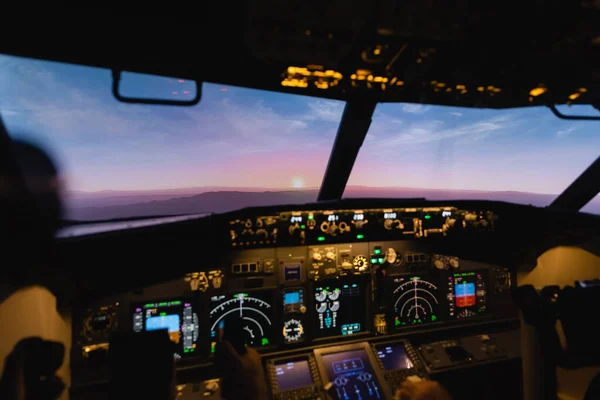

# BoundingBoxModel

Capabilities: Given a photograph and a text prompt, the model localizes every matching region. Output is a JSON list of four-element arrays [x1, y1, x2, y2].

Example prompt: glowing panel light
[[283, 66, 342, 89], [529, 87, 547, 97]]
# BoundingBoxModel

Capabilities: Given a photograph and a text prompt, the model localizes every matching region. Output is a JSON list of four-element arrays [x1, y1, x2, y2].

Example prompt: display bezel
[[372, 339, 423, 373], [208, 286, 279, 353], [267, 354, 320, 396], [311, 275, 372, 342], [313, 342, 392, 400], [129, 297, 201, 360], [449, 269, 488, 320], [387, 273, 444, 331]]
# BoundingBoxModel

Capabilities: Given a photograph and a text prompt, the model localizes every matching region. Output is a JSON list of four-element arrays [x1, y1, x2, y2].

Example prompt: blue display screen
[[321, 349, 383, 400], [146, 314, 180, 333], [455, 282, 475, 296], [284, 292, 300, 305]]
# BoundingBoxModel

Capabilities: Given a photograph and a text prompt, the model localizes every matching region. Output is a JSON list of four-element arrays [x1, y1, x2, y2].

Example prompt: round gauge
[[353, 256, 368, 272], [315, 290, 327, 302], [327, 288, 341, 301], [83, 307, 117, 341], [282, 319, 304, 343], [392, 276, 439, 327], [209, 293, 273, 347], [85, 311, 112, 334], [329, 301, 340, 312]]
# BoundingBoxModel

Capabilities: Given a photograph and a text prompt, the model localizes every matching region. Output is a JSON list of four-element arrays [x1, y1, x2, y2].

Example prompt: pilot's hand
[[395, 380, 451, 400], [216, 340, 269, 400]]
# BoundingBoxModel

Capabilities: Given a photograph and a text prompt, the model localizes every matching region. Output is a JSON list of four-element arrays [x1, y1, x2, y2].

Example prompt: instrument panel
[[70, 204, 515, 395], [230, 207, 496, 248], [73, 241, 514, 373]]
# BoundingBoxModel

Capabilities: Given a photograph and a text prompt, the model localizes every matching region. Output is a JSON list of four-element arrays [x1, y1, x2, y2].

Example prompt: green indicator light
[[144, 303, 155, 308], [158, 302, 167, 307], [262, 338, 269, 346], [184, 349, 189, 353], [424, 215, 431, 219], [378, 258, 384, 264], [374, 249, 381, 255], [432, 315, 437, 321], [190, 348, 194, 352], [170, 301, 181, 306], [371, 258, 377, 264], [356, 234, 365, 239], [317, 236, 325, 242], [160, 312, 166, 316], [395, 319, 400, 326], [300, 225, 306, 229], [308, 215, 314, 220]]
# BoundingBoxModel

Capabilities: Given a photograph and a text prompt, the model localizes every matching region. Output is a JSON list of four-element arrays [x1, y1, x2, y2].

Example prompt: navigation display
[[391, 275, 439, 327], [132, 299, 199, 359], [209, 290, 274, 352], [375, 343, 414, 371], [314, 277, 368, 338], [320, 349, 384, 400], [274, 360, 313, 391]]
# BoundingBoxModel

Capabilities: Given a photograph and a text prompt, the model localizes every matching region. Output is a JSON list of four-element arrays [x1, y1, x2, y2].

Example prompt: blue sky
[[1, 54, 599, 208]]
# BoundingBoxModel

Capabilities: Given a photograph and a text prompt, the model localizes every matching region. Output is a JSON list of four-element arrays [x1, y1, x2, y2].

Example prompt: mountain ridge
[[64, 186, 600, 221]]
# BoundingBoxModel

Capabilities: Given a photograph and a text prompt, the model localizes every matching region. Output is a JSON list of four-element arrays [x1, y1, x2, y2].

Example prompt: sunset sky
[[1, 55, 599, 208]]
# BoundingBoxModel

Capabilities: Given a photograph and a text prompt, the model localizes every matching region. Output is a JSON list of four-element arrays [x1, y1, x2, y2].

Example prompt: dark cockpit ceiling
[[2, 0, 599, 110]]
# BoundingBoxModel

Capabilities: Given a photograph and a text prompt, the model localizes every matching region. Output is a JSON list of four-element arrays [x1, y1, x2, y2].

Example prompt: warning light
[[317, 236, 325, 242], [424, 215, 431, 219], [356, 234, 365, 239]]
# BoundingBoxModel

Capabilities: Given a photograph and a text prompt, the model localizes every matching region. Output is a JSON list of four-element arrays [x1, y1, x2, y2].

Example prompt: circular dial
[[282, 319, 304, 343], [328, 288, 341, 301], [83, 307, 117, 341], [210, 293, 273, 347], [85, 311, 112, 335], [392, 276, 439, 327], [352, 255, 369, 272], [315, 290, 327, 302]]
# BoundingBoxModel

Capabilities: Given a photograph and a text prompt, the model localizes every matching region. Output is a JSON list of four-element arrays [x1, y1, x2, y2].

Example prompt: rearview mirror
[[112, 70, 201, 106]]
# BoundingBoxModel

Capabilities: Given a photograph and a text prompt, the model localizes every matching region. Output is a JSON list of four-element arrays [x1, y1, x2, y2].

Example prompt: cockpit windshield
[[0, 56, 343, 221], [1, 55, 598, 221], [345, 103, 600, 214]]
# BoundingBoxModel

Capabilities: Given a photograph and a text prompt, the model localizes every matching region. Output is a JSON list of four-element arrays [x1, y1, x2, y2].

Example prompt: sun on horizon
[[291, 177, 305, 189]]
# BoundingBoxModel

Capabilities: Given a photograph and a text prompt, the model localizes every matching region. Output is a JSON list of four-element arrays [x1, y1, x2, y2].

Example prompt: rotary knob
[[434, 259, 445, 270], [312, 251, 322, 261], [385, 248, 397, 264], [449, 258, 460, 269], [353, 256, 368, 272], [326, 251, 336, 261], [384, 219, 393, 230]]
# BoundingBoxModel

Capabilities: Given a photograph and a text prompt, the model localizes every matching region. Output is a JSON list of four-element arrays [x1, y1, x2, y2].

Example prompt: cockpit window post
[[318, 100, 377, 201]]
